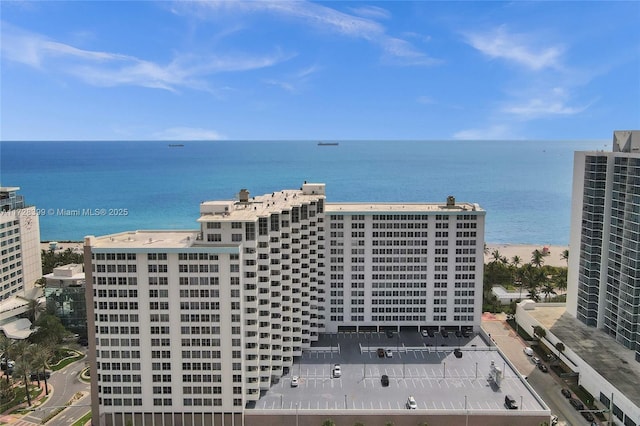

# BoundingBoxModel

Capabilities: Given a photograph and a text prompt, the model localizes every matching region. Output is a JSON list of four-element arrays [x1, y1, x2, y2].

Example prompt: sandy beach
[[484, 243, 569, 268]]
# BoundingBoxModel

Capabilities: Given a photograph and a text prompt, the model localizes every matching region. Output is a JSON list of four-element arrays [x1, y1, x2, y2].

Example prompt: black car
[[462, 329, 471, 338], [377, 348, 385, 358], [537, 363, 548, 372], [454, 349, 462, 358], [385, 329, 394, 338], [441, 329, 449, 338], [455, 330, 463, 338], [427, 329, 435, 338], [569, 398, 585, 411], [581, 411, 595, 422], [381, 374, 389, 387], [561, 388, 571, 398], [29, 371, 51, 381]]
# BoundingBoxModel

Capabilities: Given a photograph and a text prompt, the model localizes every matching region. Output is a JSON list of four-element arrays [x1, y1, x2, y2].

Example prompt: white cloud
[[416, 95, 435, 105], [182, 1, 439, 66], [153, 127, 225, 140], [348, 5, 391, 21], [502, 87, 591, 119], [1, 22, 290, 92], [453, 125, 514, 140], [464, 25, 563, 71]]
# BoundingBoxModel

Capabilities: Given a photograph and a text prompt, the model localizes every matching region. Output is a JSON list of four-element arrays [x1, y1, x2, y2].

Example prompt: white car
[[332, 364, 341, 378], [385, 349, 393, 358], [406, 396, 417, 409], [523, 347, 534, 356], [421, 329, 429, 337], [291, 376, 299, 387], [532, 356, 541, 365]]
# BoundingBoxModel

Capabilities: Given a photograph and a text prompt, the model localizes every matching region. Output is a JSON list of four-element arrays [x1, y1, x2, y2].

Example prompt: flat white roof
[[325, 202, 484, 213], [87, 230, 200, 249]]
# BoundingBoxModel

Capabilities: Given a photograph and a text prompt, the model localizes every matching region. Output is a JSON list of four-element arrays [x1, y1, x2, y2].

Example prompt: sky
[[1, 1, 639, 141]]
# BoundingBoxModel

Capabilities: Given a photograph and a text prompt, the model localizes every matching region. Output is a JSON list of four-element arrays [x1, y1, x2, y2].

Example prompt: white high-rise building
[[0, 186, 43, 338], [567, 130, 640, 362], [85, 183, 485, 426]]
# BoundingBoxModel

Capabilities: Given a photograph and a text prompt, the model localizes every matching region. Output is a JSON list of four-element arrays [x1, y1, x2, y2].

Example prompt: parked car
[[385, 349, 393, 358], [441, 329, 449, 338], [290, 376, 299, 387], [569, 398, 585, 411], [385, 329, 394, 338], [537, 363, 548, 372], [532, 356, 541, 365], [561, 388, 572, 398], [582, 411, 595, 422], [462, 329, 471, 338], [523, 347, 534, 356], [406, 396, 417, 409], [421, 329, 429, 337], [427, 329, 435, 338], [377, 348, 385, 358], [454, 348, 463, 358], [332, 364, 341, 378], [29, 371, 51, 381], [381, 374, 389, 387], [455, 330, 463, 338], [551, 415, 558, 425]]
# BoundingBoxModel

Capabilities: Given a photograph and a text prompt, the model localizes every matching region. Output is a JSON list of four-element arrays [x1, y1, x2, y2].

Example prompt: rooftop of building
[[198, 184, 326, 222], [526, 304, 640, 407], [86, 230, 200, 249], [325, 199, 484, 214], [250, 331, 547, 415]]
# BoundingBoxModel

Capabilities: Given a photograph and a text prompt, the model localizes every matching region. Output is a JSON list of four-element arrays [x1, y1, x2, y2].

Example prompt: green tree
[[0, 334, 15, 384], [12, 358, 33, 407], [322, 420, 336, 426], [0, 377, 15, 403], [532, 326, 546, 340], [26, 298, 46, 323], [526, 286, 541, 302], [511, 255, 522, 268], [30, 343, 52, 395], [490, 249, 503, 264], [560, 249, 569, 265], [541, 283, 557, 302], [29, 314, 67, 345], [531, 249, 545, 268]]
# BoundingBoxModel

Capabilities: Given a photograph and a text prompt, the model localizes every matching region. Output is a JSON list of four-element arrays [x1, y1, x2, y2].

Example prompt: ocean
[[1, 140, 607, 244]]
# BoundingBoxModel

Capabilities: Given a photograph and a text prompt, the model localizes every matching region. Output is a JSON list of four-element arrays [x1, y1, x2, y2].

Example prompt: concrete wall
[[245, 410, 551, 426]]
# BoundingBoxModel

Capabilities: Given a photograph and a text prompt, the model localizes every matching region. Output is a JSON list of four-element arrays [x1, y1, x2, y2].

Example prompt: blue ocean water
[[1, 140, 607, 244]]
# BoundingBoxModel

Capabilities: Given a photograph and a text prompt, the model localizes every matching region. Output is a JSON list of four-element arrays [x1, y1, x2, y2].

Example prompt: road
[[21, 349, 91, 426], [482, 314, 598, 426]]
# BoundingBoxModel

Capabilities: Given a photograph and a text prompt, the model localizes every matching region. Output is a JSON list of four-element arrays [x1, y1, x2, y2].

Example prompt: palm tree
[[0, 334, 15, 383], [560, 249, 569, 265], [541, 283, 557, 302], [511, 255, 522, 268], [30, 344, 52, 395], [490, 249, 502, 264], [26, 298, 46, 323], [526, 286, 541, 302], [531, 249, 545, 268], [532, 326, 546, 340], [12, 358, 33, 407]]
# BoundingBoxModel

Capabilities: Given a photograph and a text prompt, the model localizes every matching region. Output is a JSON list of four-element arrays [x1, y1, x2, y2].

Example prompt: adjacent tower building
[[0, 186, 42, 338], [85, 183, 485, 426], [567, 130, 640, 362]]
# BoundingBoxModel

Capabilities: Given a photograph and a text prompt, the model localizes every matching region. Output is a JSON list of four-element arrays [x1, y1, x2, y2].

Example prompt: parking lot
[[253, 331, 547, 414]]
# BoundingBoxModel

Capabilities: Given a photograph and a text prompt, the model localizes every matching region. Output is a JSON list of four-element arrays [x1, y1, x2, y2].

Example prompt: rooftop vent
[[239, 189, 250, 203], [446, 196, 455, 207]]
